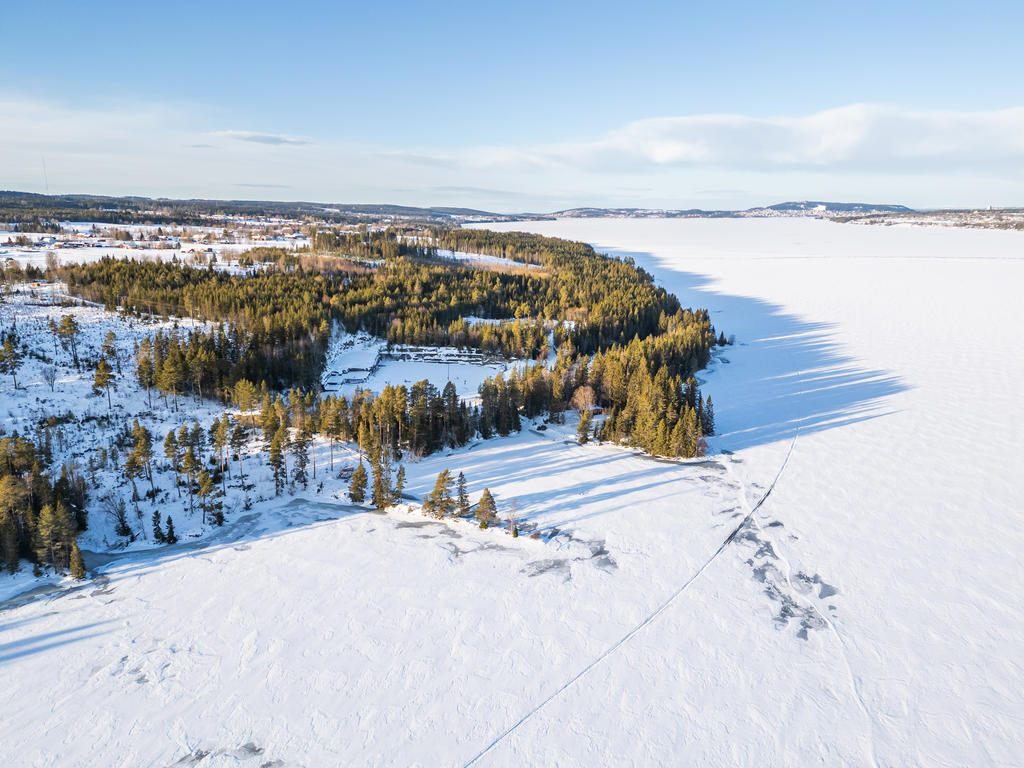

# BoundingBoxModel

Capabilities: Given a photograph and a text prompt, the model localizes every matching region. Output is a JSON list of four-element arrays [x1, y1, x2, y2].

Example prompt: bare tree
[[570, 385, 596, 414], [42, 365, 58, 392]]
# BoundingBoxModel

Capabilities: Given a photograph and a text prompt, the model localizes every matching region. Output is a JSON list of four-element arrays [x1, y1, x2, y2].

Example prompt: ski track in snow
[[463, 434, 799, 767]]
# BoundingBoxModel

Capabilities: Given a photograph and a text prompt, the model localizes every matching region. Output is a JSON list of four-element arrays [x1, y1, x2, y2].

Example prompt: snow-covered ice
[[1, 218, 1022, 766]]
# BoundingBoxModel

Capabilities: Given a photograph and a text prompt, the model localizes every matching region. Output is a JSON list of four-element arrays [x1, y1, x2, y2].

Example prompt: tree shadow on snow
[[605, 247, 909, 452]]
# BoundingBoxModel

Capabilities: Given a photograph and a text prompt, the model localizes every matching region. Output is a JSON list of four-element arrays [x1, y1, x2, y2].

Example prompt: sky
[[3, 0, 1024, 212]]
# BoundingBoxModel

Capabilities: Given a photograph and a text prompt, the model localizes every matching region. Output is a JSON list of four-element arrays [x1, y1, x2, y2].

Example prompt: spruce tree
[[269, 430, 286, 496], [35, 502, 74, 570], [370, 448, 392, 511], [69, 542, 86, 580], [393, 465, 406, 504], [229, 421, 248, 482], [577, 408, 592, 444], [152, 510, 165, 543], [164, 515, 178, 544], [702, 396, 715, 436], [476, 487, 497, 528], [292, 430, 310, 490], [425, 469, 455, 518], [349, 461, 367, 503], [457, 472, 470, 516]]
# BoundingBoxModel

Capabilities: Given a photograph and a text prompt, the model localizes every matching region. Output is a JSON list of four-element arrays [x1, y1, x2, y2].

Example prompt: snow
[[2, 218, 1022, 766], [321, 329, 529, 400], [0, 229, 304, 272], [435, 248, 542, 270]]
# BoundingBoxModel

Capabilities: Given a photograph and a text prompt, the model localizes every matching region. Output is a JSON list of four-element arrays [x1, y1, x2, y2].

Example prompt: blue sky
[[3, 0, 1024, 210]]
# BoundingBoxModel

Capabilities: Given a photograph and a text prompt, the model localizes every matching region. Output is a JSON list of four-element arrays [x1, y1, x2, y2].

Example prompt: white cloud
[[2, 96, 1024, 210], [439, 104, 1024, 174], [213, 130, 311, 146]]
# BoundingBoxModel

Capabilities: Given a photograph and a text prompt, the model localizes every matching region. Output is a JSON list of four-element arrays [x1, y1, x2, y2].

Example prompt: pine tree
[[476, 487, 497, 528], [93, 359, 114, 412], [136, 338, 155, 407], [269, 429, 286, 496], [35, 502, 74, 571], [197, 469, 215, 524], [349, 461, 367, 503], [229, 421, 248, 482], [260, 394, 278, 445], [181, 447, 198, 515], [653, 419, 670, 457], [69, 542, 86, 580], [57, 314, 81, 368], [164, 430, 181, 498], [456, 472, 470, 516], [212, 415, 229, 485], [577, 408, 592, 444], [123, 451, 143, 518], [164, 515, 178, 544], [425, 469, 455, 518], [669, 418, 687, 457], [102, 329, 120, 373], [393, 465, 406, 504], [370, 448, 392, 511], [130, 420, 155, 495], [292, 429, 310, 490], [682, 406, 700, 457], [0, 335, 23, 390]]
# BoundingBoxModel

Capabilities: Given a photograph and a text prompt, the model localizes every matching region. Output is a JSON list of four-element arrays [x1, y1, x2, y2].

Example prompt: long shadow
[[601, 247, 909, 451], [0, 498, 371, 613], [0, 619, 115, 663], [79, 499, 370, 584]]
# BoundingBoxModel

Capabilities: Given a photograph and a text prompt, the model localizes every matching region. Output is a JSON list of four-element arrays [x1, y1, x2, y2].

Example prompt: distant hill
[[548, 201, 913, 219], [0, 190, 914, 226], [762, 201, 913, 214]]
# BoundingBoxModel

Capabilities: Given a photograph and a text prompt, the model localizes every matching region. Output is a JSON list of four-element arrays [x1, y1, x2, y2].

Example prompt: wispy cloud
[[2, 96, 1023, 209], [214, 130, 311, 146], [233, 183, 294, 189], [429, 104, 1024, 174]]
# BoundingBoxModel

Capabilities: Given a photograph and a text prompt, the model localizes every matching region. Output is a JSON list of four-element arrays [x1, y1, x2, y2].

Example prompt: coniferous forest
[[52, 227, 720, 459]]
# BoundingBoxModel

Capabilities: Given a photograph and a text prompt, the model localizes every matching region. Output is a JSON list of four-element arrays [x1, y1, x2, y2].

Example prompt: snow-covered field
[[0, 227, 305, 271], [321, 329, 530, 401], [1, 218, 1022, 766]]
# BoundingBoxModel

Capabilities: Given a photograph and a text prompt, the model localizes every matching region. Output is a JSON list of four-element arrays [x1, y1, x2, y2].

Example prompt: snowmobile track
[[461, 435, 799, 767]]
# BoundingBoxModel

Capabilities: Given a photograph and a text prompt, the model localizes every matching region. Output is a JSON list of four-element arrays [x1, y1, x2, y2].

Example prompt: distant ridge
[[550, 201, 913, 219], [0, 190, 911, 224], [764, 201, 912, 213]]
